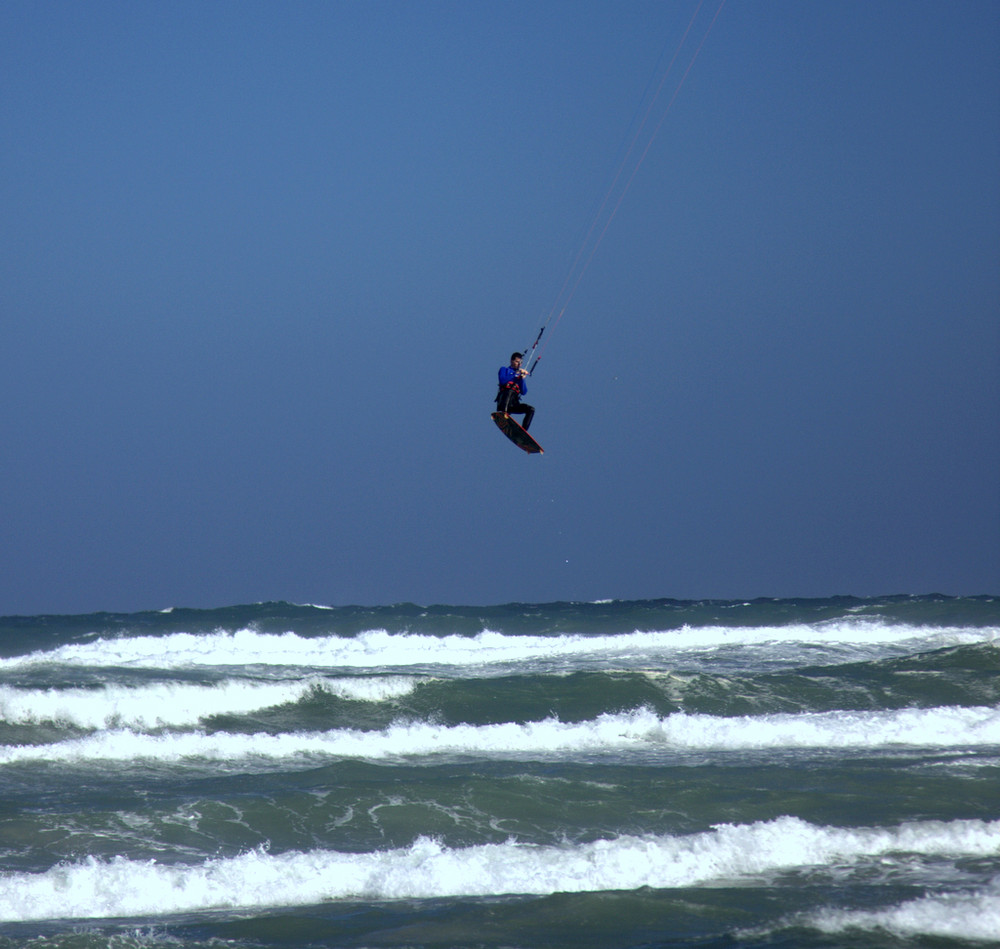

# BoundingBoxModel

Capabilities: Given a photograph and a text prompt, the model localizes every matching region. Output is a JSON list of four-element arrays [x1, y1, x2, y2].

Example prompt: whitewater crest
[[0, 817, 997, 922], [1, 704, 998, 769], [0, 676, 420, 729], [3, 620, 997, 673]]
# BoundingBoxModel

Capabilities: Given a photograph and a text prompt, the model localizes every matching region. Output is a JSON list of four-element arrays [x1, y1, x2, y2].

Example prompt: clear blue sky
[[2, 0, 997, 615]]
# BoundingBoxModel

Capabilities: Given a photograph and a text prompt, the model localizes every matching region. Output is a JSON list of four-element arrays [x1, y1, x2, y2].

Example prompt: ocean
[[0, 595, 997, 948]]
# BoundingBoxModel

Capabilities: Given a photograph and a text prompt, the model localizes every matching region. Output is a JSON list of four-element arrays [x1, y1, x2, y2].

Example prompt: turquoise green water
[[0, 595, 997, 947]]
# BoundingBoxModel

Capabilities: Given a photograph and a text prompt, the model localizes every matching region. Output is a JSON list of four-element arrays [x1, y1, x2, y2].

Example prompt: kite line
[[524, 0, 725, 375]]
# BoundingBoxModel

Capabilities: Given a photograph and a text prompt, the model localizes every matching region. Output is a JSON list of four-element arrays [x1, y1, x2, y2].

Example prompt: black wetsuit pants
[[497, 387, 535, 431]]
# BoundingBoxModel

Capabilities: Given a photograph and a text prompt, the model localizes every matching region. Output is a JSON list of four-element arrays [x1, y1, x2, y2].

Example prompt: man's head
[[510, 352, 523, 367]]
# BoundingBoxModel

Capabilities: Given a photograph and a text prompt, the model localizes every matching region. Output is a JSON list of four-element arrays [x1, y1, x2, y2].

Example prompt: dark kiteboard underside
[[491, 412, 543, 454]]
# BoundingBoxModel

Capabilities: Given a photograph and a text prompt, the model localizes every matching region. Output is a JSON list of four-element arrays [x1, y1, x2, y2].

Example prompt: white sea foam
[[807, 886, 1000, 942], [2, 704, 997, 768], [2, 623, 997, 672], [0, 677, 419, 729], [0, 816, 996, 922]]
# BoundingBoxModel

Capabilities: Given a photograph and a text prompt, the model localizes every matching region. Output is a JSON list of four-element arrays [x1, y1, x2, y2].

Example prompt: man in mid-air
[[495, 352, 535, 431]]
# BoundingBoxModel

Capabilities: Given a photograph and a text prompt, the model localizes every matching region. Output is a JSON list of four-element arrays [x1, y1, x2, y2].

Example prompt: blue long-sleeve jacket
[[498, 366, 527, 396]]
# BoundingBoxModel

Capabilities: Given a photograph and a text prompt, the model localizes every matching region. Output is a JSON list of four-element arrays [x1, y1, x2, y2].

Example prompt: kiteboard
[[491, 412, 543, 454]]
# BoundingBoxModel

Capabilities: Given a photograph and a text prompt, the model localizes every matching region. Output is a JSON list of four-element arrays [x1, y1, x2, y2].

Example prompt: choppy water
[[0, 595, 997, 947]]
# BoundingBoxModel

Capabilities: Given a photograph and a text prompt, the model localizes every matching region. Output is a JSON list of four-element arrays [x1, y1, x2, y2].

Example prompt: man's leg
[[511, 402, 534, 431]]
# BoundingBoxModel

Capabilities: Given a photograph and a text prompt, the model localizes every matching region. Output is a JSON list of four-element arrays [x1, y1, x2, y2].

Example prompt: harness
[[496, 380, 521, 412]]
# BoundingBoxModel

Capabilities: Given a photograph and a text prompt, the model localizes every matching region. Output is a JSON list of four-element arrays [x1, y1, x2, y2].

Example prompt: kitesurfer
[[496, 352, 535, 431]]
